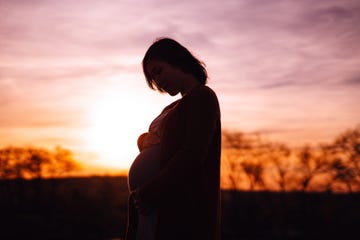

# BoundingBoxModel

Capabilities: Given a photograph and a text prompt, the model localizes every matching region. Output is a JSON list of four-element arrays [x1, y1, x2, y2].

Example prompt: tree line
[[0, 146, 80, 179], [221, 124, 360, 193], [1, 124, 359, 193]]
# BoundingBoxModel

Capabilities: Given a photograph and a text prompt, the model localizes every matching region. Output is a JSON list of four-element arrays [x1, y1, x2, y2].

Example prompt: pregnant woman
[[126, 38, 221, 240]]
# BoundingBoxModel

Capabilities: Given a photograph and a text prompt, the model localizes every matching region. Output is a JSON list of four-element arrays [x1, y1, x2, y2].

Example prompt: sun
[[86, 89, 154, 170]]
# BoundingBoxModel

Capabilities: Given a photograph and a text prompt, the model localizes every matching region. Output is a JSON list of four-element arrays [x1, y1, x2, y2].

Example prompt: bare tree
[[222, 131, 250, 190], [0, 147, 28, 179], [267, 143, 292, 192], [241, 161, 265, 191], [25, 148, 52, 179], [295, 144, 333, 192], [222, 130, 267, 190], [326, 125, 360, 192], [47, 146, 80, 177]]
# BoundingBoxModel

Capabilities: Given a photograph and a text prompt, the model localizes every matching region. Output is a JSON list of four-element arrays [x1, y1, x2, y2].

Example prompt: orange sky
[[1, 0, 360, 172]]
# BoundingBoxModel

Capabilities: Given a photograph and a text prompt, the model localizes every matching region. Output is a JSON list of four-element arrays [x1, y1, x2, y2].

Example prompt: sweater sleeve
[[137, 86, 220, 207]]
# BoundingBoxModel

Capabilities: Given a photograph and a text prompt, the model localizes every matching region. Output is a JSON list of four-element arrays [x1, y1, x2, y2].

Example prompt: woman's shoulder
[[163, 98, 181, 111], [188, 84, 219, 102], [180, 85, 220, 115]]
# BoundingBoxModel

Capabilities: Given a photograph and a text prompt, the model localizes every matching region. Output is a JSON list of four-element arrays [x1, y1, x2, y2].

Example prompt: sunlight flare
[[87, 89, 154, 169]]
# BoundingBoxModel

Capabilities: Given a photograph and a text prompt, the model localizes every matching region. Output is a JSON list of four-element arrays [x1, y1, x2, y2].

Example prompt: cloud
[[343, 75, 360, 86], [257, 80, 296, 90], [307, 4, 357, 24]]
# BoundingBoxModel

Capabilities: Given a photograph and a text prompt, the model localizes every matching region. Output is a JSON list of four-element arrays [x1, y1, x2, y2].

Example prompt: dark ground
[[0, 176, 359, 239]]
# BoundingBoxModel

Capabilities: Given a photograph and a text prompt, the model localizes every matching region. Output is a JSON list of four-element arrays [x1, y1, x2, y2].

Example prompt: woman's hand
[[137, 133, 148, 151], [131, 189, 153, 215]]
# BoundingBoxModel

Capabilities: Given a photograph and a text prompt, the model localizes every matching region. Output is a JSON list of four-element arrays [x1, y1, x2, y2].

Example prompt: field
[[0, 176, 359, 239]]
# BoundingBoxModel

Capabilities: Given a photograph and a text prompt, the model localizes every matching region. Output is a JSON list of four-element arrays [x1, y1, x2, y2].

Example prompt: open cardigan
[[126, 85, 221, 240]]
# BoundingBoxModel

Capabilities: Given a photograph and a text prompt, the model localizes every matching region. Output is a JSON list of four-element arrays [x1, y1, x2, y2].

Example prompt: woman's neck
[[181, 74, 201, 96]]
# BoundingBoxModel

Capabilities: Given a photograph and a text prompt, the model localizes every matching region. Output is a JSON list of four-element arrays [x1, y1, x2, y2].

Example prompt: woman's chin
[[168, 90, 179, 96]]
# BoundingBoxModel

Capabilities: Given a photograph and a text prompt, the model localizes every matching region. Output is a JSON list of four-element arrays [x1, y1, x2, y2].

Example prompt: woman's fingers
[[131, 189, 153, 215]]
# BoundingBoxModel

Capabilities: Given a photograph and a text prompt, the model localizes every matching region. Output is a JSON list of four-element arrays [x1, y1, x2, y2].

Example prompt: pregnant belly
[[128, 145, 161, 191]]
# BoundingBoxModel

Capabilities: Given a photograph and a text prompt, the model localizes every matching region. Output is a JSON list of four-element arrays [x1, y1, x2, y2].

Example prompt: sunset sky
[[1, 0, 359, 171]]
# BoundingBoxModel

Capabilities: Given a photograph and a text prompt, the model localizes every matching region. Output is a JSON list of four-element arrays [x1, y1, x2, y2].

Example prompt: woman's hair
[[142, 37, 208, 90]]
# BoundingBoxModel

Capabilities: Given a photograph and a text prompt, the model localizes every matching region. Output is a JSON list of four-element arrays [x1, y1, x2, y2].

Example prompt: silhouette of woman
[[126, 38, 221, 240]]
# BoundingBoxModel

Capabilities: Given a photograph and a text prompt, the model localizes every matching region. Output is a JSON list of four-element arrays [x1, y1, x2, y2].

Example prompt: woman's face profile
[[146, 60, 184, 96]]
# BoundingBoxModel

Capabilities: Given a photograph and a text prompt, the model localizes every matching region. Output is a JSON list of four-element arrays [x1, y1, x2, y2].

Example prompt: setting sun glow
[[87, 89, 153, 170]]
